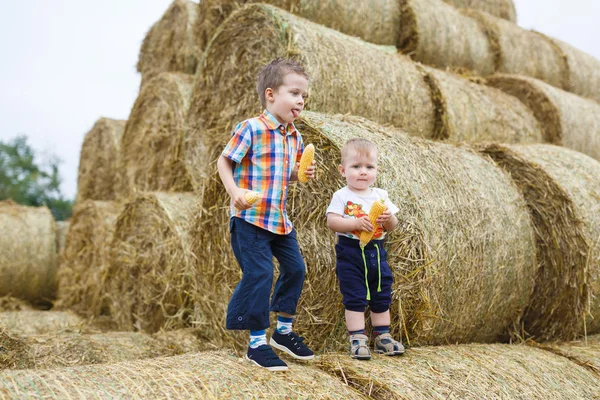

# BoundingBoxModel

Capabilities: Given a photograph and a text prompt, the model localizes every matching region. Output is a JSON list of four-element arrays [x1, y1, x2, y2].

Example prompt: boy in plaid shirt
[[216, 58, 316, 371]]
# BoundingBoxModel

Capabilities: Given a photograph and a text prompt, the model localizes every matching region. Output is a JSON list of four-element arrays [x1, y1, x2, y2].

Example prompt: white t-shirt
[[326, 186, 399, 240]]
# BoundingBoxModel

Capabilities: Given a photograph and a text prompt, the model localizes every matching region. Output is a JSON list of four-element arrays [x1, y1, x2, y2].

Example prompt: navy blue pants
[[335, 235, 393, 313], [226, 217, 306, 331]]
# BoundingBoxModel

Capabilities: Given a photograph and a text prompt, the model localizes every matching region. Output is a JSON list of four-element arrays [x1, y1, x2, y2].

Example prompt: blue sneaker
[[270, 331, 315, 360], [246, 345, 288, 371]]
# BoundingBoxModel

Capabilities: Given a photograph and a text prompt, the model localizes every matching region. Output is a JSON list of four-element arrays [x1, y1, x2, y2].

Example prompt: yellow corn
[[359, 199, 387, 248], [298, 144, 315, 183], [245, 191, 260, 205]]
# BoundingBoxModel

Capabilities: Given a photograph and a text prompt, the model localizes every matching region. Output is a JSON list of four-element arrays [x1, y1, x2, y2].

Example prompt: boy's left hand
[[375, 208, 392, 226], [296, 160, 317, 180]]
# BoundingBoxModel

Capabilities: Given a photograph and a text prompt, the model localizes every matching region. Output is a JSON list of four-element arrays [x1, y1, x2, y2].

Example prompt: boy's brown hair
[[256, 58, 309, 108], [340, 138, 378, 165]]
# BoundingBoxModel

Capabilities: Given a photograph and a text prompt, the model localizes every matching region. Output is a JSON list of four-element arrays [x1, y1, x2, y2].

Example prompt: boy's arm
[[216, 155, 252, 210], [327, 213, 373, 233]]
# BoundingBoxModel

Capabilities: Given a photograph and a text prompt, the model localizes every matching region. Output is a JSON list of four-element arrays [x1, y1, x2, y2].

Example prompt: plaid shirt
[[222, 110, 304, 235]]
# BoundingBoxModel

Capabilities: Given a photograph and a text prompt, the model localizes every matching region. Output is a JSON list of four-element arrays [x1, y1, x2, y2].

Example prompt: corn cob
[[359, 199, 387, 248], [298, 144, 315, 183], [244, 191, 260, 205]]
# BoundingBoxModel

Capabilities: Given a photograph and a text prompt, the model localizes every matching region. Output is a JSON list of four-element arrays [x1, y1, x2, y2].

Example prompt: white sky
[[1, 0, 599, 201]]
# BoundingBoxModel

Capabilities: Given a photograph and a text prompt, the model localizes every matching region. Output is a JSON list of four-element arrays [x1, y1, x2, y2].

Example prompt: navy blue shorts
[[335, 235, 393, 313]]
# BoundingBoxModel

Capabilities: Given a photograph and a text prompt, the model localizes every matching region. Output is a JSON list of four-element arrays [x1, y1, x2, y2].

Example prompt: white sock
[[277, 316, 293, 335], [249, 330, 267, 348]]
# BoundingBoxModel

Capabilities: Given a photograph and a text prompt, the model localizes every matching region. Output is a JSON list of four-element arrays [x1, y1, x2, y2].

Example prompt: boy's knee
[[344, 301, 367, 313]]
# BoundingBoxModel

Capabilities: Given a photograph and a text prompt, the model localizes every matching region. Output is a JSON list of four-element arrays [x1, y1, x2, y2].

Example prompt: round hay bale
[[0, 351, 363, 399], [106, 192, 200, 333], [540, 35, 600, 103], [196, 0, 401, 51], [76, 118, 125, 202], [318, 344, 600, 399], [487, 74, 600, 161], [0, 201, 57, 305], [464, 10, 568, 90], [480, 143, 600, 339], [189, 3, 435, 184], [137, 0, 199, 87], [443, 0, 517, 21], [118, 72, 194, 198], [0, 310, 85, 336], [0, 329, 204, 370], [56, 200, 122, 319], [399, 0, 495, 76], [540, 335, 600, 374], [419, 66, 543, 143], [0, 296, 31, 312], [55, 220, 69, 255], [193, 111, 537, 349]]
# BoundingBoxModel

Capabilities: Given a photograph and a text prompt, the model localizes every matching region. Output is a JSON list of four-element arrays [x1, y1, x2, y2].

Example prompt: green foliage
[[0, 135, 73, 220]]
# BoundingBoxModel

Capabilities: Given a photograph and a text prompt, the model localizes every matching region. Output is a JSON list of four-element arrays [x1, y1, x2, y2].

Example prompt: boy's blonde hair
[[340, 138, 377, 165], [256, 58, 309, 108]]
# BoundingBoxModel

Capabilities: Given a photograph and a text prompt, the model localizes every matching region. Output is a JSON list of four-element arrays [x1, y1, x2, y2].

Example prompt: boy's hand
[[295, 160, 317, 181], [355, 216, 374, 232], [232, 188, 252, 210], [376, 209, 392, 225]]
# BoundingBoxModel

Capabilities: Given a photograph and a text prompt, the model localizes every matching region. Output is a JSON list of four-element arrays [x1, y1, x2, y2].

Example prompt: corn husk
[[480, 143, 600, 339], [118, 72, 194, 198], [487, 74, 600, 161], [0, 201, 57, 305]]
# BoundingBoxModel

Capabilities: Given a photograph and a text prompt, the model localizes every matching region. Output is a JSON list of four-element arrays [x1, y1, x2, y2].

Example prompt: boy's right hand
[[355, 216, 374, 232], [232, 188, 252, 210]]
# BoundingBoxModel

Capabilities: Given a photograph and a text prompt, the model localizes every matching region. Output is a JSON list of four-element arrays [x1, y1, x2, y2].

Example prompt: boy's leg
[[269, 228, 314, 360], [226, 218, 275, 331]]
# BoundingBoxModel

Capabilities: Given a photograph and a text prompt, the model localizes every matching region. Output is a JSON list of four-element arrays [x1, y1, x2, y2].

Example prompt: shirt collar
[[261, 110, 297, 135]]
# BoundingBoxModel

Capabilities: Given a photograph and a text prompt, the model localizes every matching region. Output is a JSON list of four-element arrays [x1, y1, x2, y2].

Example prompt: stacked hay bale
[[1, 329, 203, 370], [56, 200, 122, 320], [118, 72, 194, 198], [189, 4, 435, 184], [480, 144, 600, 339], [0, 351, 364, 399], [137, 0, 199, 87], [196, 0, 401, 50], [0, 201, 57, 306], [76, 118, 125, 202], [105, 192, 199, 333], [544, 36, 600, 103], [318, 344, 600, 398], [487, 74, 600, 161], [399, 0, 496, 76], [418, 66, 542, 142], [193, 111, 537, 349], [464, 10, 568, 90], [443, 0, 517, 22], [0, 310, 85, 336]]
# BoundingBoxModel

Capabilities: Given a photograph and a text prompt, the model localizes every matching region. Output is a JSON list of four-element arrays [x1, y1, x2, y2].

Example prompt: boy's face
[[265, 72, 308, 126], [339, 148, 378, 192]]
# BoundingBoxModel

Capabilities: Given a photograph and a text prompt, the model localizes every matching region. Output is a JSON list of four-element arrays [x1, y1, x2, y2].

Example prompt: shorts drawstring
[[361, 244, 383, 301]]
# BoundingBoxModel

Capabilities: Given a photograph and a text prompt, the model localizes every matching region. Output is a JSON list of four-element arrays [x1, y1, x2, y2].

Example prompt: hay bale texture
[[543, 35, 600, 103], [464, 10, 568, 90], [0, 329, 204, 370], [56, 200, 122, 320], [137, 0, 199, 87], [189, 4, 434, 185], [0, 311, 84, 336], [0, 351, 364, 399], [420, 66, 542, 143], [399, 0, 495, 76], [55, 220, 69, 254], [487, 74, 600, 161], [193, 111, 536, 349], [118, 72, 194, 198], [196, 0, 401, 51], [318, 344, 600, 399], [106, 192, 200, 333], [443, 0, 517, 21], [0, 296, 31, 312], [481, 144, 600, 339], [76, 118, 125, 202], [0, 201, 57, 305], [541, 335, 600, 374]]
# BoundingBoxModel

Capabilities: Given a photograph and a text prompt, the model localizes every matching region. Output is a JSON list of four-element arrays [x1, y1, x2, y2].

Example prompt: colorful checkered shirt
[[222, 110, 304, 235]]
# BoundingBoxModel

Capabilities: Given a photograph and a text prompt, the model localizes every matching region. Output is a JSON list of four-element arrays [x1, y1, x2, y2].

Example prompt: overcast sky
[[1, 0, 599, 201]]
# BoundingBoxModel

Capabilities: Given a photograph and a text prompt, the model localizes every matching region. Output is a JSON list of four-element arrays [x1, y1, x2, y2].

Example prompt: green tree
[[0, 135, 73, 220]]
